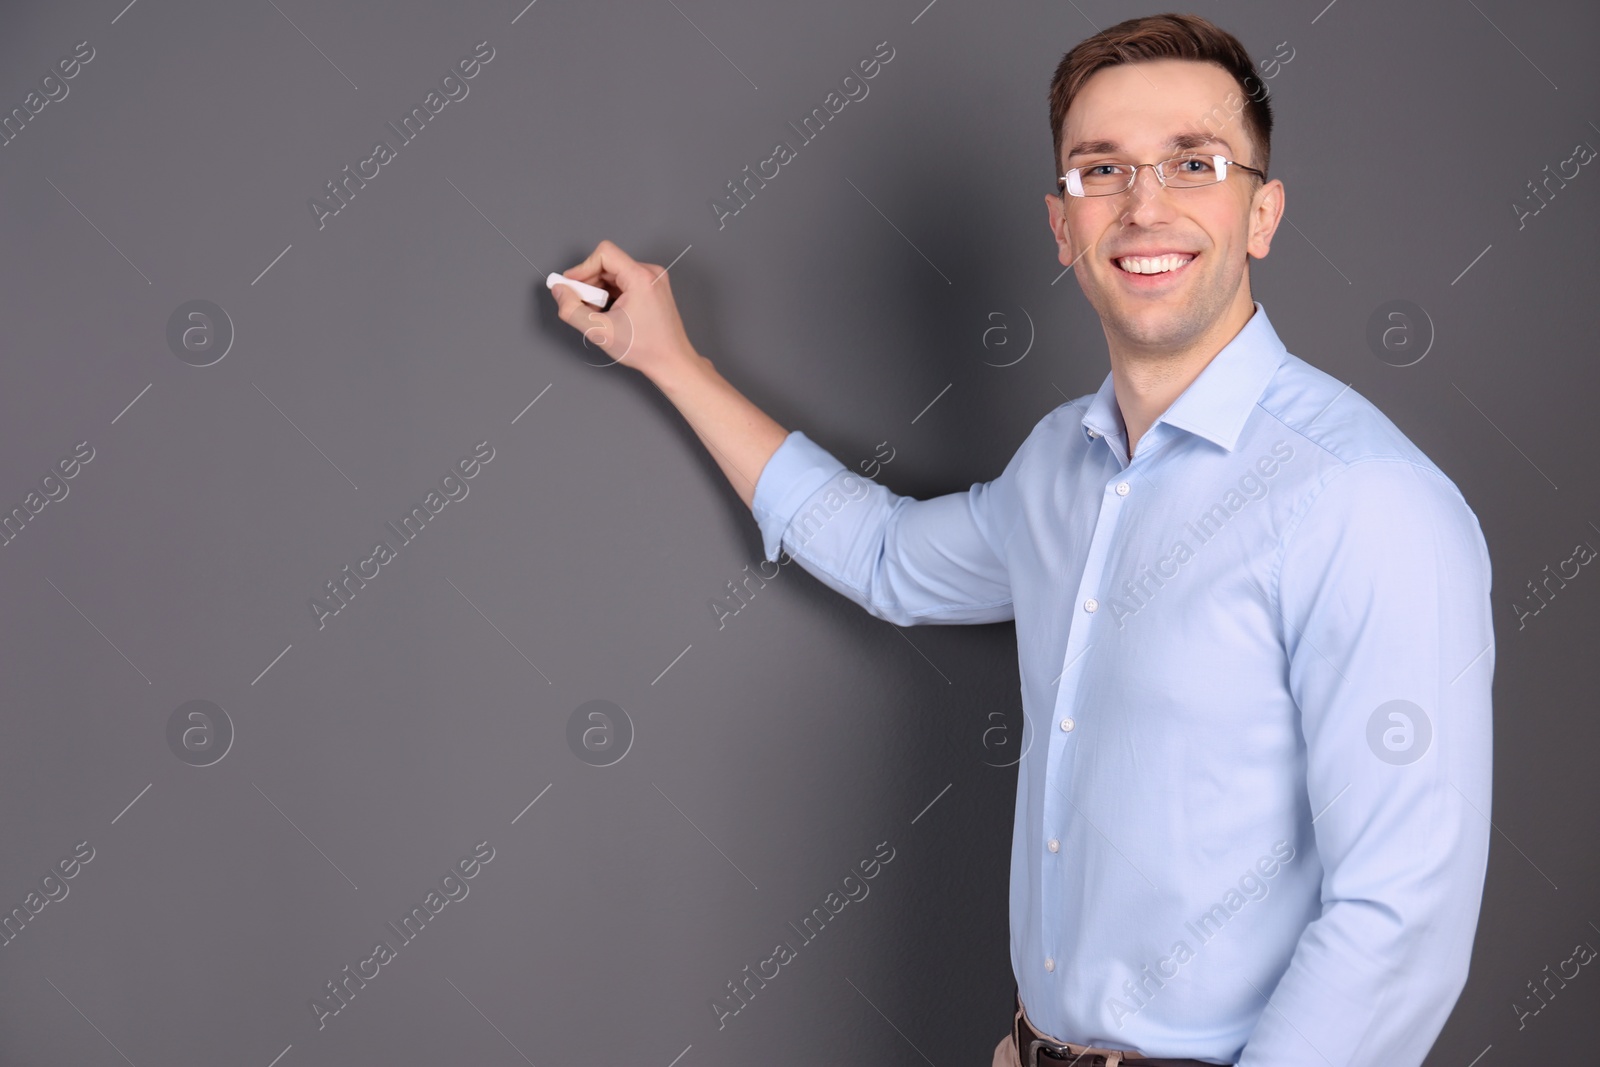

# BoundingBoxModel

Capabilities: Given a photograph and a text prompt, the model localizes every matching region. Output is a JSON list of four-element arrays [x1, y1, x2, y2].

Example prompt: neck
[[1106, 290, 1257, 458]]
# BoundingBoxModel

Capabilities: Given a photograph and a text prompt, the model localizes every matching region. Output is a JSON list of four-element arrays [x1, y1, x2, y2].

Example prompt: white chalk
[[546, 272, 610, 309]]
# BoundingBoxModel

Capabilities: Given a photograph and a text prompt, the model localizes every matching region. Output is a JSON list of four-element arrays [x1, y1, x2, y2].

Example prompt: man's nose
[[1120, 165, 1175, 224]]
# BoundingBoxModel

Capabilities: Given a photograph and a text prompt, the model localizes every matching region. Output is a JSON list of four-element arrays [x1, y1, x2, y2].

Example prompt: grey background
[[0, 0, 1595, 1064]]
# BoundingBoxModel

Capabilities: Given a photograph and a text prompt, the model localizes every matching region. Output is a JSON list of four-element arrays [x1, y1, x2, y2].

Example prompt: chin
[[1111, 305, 1204, 350]]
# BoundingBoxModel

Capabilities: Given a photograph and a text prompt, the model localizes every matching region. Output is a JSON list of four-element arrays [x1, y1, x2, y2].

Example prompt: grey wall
[[0, 0, 1595, 1063]]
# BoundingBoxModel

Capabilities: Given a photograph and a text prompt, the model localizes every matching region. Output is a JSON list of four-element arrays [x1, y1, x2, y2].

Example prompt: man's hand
[[549, 239, 699, 387], [543, 238, 790, 510]]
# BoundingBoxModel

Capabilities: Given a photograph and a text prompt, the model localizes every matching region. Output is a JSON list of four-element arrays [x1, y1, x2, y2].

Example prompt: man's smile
[[1111, 249, 1199, 289]]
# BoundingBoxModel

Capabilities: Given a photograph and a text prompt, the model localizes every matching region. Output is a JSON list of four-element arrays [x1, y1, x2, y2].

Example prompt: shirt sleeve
[[747, 430, 1019, 626], [1237, 459, 1495, 1067]]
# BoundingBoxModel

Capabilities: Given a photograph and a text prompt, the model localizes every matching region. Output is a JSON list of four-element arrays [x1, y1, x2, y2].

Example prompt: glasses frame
[[1057, 153, 1266, 198]]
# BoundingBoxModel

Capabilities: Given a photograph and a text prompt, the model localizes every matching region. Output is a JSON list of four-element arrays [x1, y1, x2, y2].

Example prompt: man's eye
[[1087, 165, 1122, 176]]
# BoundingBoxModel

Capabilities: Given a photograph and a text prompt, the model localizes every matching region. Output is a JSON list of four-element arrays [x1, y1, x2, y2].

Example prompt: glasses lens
[[1078, 164, 1133, 196], [1161, 155, 1222, 187]]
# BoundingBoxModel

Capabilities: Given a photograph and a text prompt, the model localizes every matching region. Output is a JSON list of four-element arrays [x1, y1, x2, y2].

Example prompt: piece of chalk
[[546, 272, 610, 309]]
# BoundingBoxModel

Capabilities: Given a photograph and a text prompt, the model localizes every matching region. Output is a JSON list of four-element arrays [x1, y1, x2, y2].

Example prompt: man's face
[[1046, 58, 1284, 356]]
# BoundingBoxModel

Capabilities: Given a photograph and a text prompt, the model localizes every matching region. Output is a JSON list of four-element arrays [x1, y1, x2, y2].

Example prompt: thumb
[[549, 278, 585, 324]]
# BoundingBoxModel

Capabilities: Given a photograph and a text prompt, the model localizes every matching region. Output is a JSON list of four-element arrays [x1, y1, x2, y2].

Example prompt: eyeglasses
[[1058, 154, 1266, 197]]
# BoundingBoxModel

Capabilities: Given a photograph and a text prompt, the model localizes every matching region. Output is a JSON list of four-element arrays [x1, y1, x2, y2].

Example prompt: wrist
[[650, 347, 714, 397]]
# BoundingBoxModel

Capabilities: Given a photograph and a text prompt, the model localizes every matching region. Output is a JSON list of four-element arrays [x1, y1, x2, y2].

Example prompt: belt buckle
[[1025, 1036, 1123, 1067]]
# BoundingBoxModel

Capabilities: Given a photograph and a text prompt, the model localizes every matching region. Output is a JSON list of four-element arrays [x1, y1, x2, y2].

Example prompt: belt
[[1013, 989, 1226, 1067]]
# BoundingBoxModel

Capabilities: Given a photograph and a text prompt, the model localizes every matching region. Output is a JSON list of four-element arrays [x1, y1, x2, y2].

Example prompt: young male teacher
[[549, 13, 1494, 1067]]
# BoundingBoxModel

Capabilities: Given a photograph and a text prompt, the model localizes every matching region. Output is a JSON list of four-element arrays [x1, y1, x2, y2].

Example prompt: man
[[549, 13, 1494, 1066]]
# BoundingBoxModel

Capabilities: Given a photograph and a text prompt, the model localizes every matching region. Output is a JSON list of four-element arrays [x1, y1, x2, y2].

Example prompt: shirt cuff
[[750, 430, 848, 563]]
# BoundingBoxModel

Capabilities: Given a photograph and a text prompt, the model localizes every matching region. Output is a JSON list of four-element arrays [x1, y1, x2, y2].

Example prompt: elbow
[[861, 599, 924, 627]]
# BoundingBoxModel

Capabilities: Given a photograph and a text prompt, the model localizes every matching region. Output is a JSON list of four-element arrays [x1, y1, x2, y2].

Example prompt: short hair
[[1048, 13, 1274, 186]]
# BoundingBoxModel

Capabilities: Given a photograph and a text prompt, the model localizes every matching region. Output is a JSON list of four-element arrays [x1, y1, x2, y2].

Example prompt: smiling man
[[549, 13, 1494, 1067]]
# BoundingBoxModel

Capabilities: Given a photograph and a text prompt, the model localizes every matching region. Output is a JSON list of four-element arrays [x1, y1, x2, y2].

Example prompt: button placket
[[1040, 466, 1133, 970]]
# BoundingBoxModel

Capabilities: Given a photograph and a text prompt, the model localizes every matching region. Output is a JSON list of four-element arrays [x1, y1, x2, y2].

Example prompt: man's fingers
[[550, 281, 603, 326], [551, 285, 616, 342], [563, 239, 639, 289], [549, 242, 652, 353]]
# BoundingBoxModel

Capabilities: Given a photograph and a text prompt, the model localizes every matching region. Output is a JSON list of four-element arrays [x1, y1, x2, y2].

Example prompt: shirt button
[[1083, 598, 1098, 613], [1048, 838, 1060, 852], [1115, 481, 1130, 496], [1087, 429, 1098, 439], [1060, 717, 1075, 732], [1044, 957, 1056, 973]]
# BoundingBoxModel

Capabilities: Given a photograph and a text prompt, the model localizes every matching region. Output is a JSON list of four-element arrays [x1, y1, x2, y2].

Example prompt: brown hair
[[1048, 13, 1273, 186]]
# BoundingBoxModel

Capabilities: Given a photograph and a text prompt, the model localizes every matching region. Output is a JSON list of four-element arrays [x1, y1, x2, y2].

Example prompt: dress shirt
[[748, 302, 1494, 1066]]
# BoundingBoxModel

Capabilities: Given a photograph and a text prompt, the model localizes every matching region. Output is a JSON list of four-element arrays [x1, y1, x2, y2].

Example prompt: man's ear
[[1045, 191, 1075, 267], [1246, 178, 1285, 260]]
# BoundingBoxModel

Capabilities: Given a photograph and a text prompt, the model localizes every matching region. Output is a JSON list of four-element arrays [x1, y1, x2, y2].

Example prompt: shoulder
[[1255, 351, 1474, 516], [1258, 352, 1428, 466], [1249, 356, 1488, 585], [1011, 392, 1098, 464]]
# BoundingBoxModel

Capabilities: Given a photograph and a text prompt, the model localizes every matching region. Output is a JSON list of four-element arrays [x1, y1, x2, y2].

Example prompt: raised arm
[[548, 239, 1017, 626], [548, 239, 788, 509]]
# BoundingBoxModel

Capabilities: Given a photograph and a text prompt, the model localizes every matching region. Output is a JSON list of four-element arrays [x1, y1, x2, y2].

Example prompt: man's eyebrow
[[1066, 132, 1234, 161]]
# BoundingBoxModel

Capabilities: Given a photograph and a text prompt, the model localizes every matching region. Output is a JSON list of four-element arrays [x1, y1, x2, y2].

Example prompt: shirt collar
[[1081, 301, 1287, 454]]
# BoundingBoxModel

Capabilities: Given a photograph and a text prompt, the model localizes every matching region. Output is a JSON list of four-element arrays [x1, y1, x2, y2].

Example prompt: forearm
[[649, 350, 790, 510], [550, 240, 1014, 623], [549, 242, 790, 507], [1235, 870, 1483, 1067]]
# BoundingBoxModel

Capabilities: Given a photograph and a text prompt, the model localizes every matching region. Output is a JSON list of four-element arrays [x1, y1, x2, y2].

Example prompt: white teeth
[[1117, 253, 1194, 274]]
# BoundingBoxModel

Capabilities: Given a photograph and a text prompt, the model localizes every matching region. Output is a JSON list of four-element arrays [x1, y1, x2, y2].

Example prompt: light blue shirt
[[749, 303, 1494, 1066]]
